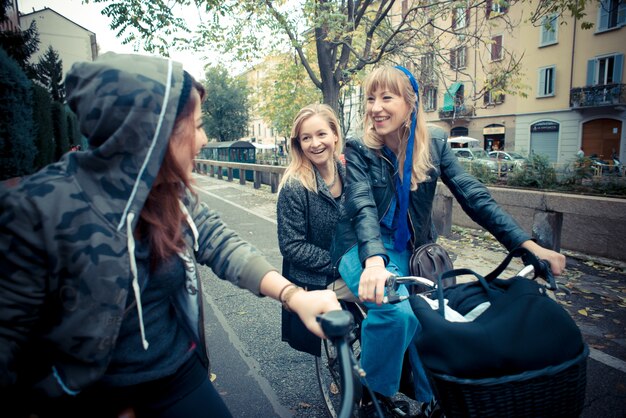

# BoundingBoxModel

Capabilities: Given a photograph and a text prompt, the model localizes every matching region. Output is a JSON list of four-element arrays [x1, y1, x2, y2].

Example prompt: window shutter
[[586, 59, 596, 86], [619, 1, 626, 25], [452, 8, 457, 29], [466, 8, 471, 26], [599, 0, 609, 30], [486, 0, 492, 17], [450, 49, 457, 69], [538, 68, 546, 96], [492, 35, 502, 60], [614, 54, 624, 83]]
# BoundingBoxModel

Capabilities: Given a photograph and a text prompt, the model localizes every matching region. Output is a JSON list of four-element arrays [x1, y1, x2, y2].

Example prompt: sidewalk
[[193, 173, 626, 363]]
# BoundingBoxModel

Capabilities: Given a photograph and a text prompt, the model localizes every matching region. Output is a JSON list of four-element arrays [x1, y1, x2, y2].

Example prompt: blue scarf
[[392, 65, 419, 252]]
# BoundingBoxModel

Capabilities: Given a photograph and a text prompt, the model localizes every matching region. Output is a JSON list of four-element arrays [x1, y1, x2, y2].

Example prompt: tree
[[0, 0, 39, 75], [201, 65, 249, 142], [256, 54, 322, 141], [90, 0, 601, 114], [31, 83, 55, 170], [0, 46, 36, 180], [35, 46, 65, 102]]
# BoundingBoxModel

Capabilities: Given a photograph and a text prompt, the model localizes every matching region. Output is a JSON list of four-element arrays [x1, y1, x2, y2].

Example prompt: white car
[[452, 147, 511, 175], [488, 151, 529, 169]]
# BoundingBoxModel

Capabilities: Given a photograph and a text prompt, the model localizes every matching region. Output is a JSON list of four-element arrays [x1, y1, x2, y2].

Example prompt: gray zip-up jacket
[[0, 53, 275, 399]]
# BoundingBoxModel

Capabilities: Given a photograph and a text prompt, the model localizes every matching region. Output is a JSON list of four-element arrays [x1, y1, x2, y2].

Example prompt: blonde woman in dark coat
[[277, 104, 356, 356]]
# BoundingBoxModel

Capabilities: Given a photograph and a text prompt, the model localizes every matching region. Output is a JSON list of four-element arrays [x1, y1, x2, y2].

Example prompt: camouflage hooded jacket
[[0, 53, 276, 398]]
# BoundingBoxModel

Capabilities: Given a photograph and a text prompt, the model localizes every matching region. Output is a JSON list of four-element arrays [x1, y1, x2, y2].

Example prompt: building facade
[[19, 7, 97, 80], [389, 0, 625, 165]]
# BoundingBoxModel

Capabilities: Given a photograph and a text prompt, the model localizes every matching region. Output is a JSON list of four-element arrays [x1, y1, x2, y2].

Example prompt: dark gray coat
[[277, 160, 345, 289]]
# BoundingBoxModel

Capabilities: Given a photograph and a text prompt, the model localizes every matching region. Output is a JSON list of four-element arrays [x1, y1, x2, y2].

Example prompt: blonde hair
[[279, 104, 343, 192], [362, 66, 433, 189]]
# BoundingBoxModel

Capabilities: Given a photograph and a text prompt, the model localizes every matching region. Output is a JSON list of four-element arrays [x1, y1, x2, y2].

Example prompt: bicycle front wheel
[[315, 305, 364, 418]]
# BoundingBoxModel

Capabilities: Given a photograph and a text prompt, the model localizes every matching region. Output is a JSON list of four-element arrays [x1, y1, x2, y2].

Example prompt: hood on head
[[64, 52, 188, 232]]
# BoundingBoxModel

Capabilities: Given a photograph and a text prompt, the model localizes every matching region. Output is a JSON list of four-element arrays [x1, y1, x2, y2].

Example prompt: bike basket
[[428, 344, 588, 418]]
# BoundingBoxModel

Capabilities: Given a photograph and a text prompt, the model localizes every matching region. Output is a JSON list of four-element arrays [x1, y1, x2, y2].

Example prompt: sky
[[18, 0, 211, 80]]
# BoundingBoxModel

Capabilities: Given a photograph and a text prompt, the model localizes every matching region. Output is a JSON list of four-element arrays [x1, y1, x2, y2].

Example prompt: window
[[420, 53, 435, 82], [450, 46, 466, 69], [486, 0, 509, 18], [490, 35, 503, 61], [598, 0, 626, 31], [423, 86, 437, 111], [538, 66, 556, 97], [484, 89, 505, 105], [452, 6, 469, 30], [587, 54, 624, 85], [540, 14, 558, 46]]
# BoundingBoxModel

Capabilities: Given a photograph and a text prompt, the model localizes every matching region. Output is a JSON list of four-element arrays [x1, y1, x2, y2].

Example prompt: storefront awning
[[442, 82, 463, 112]]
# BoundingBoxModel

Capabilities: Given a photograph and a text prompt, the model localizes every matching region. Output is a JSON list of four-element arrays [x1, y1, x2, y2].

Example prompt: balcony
[[570, 84, 626, 110], [438, 104, 475, 121]]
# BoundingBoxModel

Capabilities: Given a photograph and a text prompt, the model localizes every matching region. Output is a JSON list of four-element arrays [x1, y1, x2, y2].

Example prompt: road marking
[[203, 286, 292, 418], [195, 186, 277, 225], [589, 347, 626, 373]]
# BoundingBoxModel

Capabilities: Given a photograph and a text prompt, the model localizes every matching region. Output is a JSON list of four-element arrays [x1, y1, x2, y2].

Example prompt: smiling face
[[298, 114, 338, 170], [171, 89, 208, 176], [366, 87, 411, 146]]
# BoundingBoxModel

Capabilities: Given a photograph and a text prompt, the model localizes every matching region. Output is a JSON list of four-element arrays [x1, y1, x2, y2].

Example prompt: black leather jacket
[[331, 126, 530, 271]]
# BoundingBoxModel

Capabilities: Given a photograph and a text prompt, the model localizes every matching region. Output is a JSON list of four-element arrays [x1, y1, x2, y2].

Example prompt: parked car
[[488, 150, 529, 169], [452, 147, 511, 175]]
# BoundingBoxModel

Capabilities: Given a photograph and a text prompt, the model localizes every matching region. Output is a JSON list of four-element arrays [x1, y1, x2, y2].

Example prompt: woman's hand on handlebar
[[290, 289, 342, 339], [358, 256, 389, 305], [521, 240, 566, 275]]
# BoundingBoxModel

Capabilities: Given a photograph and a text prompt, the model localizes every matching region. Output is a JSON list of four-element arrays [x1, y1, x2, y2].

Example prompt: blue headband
[[392, 65, 419, 252]]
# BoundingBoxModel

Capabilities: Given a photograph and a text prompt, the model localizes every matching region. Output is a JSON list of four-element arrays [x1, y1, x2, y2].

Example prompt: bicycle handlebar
[[383, 257, 559, 304]]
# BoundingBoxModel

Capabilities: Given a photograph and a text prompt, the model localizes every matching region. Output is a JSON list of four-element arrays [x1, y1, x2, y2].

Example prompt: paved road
[[192, 173, 626, 417]]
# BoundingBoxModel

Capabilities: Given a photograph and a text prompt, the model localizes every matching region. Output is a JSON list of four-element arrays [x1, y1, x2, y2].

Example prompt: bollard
[[532, 211, 563, 252], [432, 194, 453, 237], [239, 169, 246, 185], [254, 171, 262, 190]]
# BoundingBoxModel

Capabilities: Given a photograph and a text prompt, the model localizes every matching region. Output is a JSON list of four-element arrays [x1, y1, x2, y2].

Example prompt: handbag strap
[[435, 268, 496, 317], [484, 247, 557, 289]]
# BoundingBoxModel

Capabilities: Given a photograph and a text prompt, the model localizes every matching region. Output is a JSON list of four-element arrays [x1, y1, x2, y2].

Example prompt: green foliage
[[459, 160, 497, 184], [51, 102, 69, 160], [31, 83, 55, 170], [257, 55, 322, 140], [35, 46, 65, 102], [506, 153, 557, 189], [66, 109, 82, 148], [0, 20, 39, 75], [523, 0, 600, 30], [0, 47, 36, 180], [201, 65, 248, 142]]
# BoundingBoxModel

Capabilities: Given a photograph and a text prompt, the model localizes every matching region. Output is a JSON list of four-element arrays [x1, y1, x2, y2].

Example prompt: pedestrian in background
[[277, 104, 357, 356], [0, 53, 339, 418], [332, 65, 566, 416]]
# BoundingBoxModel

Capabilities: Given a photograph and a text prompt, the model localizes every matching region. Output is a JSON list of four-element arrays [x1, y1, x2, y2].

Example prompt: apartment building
[[241, 56, 283, 153], [391, 0, 625, 165], [20, 7, 97, 80], [1, 0, 19, 32]]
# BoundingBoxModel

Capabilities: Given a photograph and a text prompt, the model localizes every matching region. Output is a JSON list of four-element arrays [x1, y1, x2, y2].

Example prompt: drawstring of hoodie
[[124, 202, 197, 351], [126, 212, 150, 350]]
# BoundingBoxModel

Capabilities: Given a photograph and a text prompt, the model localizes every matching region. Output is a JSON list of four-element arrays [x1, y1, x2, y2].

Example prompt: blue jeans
[[338, 237, 434, 402]]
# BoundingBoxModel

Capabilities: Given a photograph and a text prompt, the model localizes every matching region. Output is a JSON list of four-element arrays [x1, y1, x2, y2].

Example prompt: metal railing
[[570, 83, 626, 109]]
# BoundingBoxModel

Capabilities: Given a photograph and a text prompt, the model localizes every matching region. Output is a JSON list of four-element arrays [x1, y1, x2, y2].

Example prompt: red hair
[[138, 78, 206, 267]]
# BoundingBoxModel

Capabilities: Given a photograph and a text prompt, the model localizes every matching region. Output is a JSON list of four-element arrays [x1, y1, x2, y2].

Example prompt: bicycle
[[316, 251, 588, 418]]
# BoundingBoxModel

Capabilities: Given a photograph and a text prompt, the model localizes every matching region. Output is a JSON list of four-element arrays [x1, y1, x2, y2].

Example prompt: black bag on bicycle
[[411, 247, 585, 377], [409, 248, 587, 417]]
